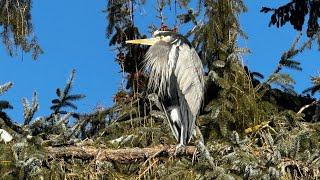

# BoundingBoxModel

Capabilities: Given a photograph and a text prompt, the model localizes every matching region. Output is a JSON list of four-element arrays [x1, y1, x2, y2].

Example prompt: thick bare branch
[[297, 101, 318, 115], [46, 145, 196, 163]]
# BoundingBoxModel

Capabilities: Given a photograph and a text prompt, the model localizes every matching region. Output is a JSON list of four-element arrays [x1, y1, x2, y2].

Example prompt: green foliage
[[203, 59, 278, 137], [50, 70, 85, 114], [186, 0, 247, 71], [268, 73, 296, 94], [0, 140, 46, 179], [22, 92, 39, 125], [0, 82, 13, 111], [0, 0, 42, 59]]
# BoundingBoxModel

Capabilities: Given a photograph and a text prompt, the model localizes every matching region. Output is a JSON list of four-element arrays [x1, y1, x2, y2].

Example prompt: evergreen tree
[[1, 1, 320, 179], [0, 0, 42, 59]]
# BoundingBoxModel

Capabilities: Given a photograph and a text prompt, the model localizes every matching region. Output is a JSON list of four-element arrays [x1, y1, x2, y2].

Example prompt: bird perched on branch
[[126, 30, 204, 150]]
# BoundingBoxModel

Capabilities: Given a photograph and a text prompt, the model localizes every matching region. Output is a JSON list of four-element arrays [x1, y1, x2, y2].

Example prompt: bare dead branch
[[46, 145, 196, 163], [297, 101, 318, 115]]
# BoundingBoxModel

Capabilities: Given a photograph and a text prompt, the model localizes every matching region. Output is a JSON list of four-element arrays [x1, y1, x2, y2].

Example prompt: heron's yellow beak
[[125, 38, 159, 46]]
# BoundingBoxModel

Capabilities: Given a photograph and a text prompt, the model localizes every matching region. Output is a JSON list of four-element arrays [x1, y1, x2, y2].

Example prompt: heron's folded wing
[[174, 43, 205, 143]]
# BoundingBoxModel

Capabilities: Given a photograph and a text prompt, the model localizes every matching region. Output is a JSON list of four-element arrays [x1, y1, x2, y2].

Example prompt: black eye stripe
[[154, 31, 175, 37], [154, 31, 192, 47]]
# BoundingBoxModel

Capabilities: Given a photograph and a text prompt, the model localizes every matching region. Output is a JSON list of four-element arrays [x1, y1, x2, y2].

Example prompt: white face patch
[[152, 30, 160, 37], [161, 36, 171, 42], [152, 30, 173, 43], [153, 30, 170, 37]]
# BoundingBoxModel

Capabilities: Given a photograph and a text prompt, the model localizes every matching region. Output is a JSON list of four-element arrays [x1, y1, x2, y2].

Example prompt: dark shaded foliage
[[177, 9, 197, 24], [244, 66, 264, 87], [0, 100, 12, 111], [261, 0, 320, 37], [304, 84, 320, 95], [303, 76, 320, 95], [0, 111, 23, 133], [263, 88, 315, 114]]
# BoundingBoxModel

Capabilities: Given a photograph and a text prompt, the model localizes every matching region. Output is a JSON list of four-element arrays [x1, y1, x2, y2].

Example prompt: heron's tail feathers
[[169, 107, 181, 142]]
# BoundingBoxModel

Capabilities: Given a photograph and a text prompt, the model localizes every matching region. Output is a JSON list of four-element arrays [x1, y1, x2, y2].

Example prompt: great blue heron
[[126, 30, 204, 149]]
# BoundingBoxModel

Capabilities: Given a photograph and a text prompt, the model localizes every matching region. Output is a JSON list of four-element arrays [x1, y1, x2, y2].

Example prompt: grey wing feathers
[[144, 41, 171, 96], [174, 43, 204, 143]]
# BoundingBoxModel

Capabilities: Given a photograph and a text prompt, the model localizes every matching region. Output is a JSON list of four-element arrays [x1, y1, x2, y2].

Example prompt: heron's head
[[126, 30, 176, 46]]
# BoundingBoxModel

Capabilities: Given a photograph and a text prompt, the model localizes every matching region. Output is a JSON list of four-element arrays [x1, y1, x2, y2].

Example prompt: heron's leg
[[174, 143, 185, 155], [169, 106, 185, 155], [174, 125, 186, 155]]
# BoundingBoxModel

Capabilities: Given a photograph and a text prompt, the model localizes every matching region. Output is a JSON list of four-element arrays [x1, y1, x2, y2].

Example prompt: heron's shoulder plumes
[[144, 40, 172, 96]]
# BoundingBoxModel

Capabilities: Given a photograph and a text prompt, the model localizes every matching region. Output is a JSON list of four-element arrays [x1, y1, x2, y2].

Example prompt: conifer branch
[[0, 82, 13, 94], [22, 92, 39, 125], [0, 112, 23, 134], [256, 34, 313, 94], [303, 75, 320, 95], [50, 70, 85, 114]]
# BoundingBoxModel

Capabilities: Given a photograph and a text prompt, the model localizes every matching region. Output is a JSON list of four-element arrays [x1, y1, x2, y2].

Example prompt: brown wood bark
[[46, 145, 197, 163]]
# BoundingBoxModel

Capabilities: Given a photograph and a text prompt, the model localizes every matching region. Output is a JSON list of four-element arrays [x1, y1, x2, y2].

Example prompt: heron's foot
[[174, 143, 186, 156]]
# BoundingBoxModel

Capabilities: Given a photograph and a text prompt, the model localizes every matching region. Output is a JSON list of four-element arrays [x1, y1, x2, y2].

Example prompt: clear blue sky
[[0, 1, 319, 123]]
